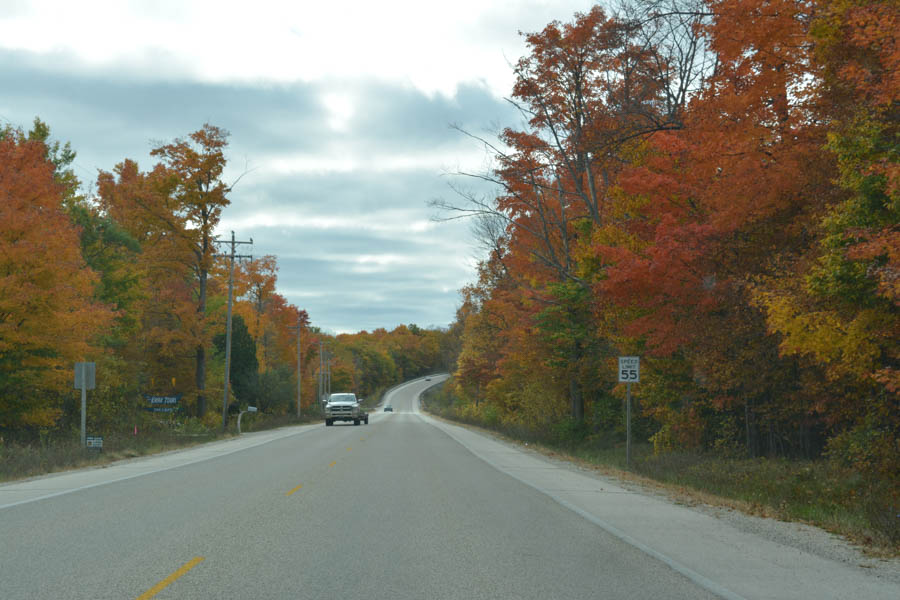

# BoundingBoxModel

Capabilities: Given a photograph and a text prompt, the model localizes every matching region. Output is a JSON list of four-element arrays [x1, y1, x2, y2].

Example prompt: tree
[[214, 314, 258, 408], [437, 5, 718, 422], [755, 0, 899, 493], [148, 124, 233, 416], [0, 130, 112, 431], [18, 117, 80, 207], [96, 159, 197, 408], [233, 256, 278, 371]]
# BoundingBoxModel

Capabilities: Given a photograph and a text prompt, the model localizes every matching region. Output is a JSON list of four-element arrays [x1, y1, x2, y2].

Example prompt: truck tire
[[353, 419, 360, 426], [364, 417, 369, 424], [325, 419, 333, 426]]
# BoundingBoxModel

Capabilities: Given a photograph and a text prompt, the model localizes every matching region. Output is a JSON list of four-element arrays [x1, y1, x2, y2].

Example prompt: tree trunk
[[196, 261, 207, 416], [745, 400, 753, 457], [196, 344, 206, 416], [569, 340, 584, 421], [569, 375, 584, 421]]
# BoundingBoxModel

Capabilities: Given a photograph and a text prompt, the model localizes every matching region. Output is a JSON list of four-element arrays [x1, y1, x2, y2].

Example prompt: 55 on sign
[[618, 356, 640, 383], [619, 355, 640, 469]]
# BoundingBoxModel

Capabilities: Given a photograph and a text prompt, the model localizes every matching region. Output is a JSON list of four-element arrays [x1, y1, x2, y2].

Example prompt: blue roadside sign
[[143, 394, 182, 412]]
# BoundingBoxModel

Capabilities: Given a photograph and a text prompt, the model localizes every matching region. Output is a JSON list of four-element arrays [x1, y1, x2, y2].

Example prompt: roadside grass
[[0, 386, 399, 484], [1, 382, 403, 483], [573, 444, 884, 549], [235, 411, 322, 434], [0, 411, 323, 484], [0, 431, 218, 483], [420, 387, 898, 554]]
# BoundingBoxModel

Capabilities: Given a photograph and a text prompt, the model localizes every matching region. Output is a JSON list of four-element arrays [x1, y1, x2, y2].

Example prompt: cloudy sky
[[1, 0, 591, 333]]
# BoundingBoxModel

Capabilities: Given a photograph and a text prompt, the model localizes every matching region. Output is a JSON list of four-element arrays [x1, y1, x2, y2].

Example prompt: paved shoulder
[[415, 406, 900, 600], [0, 425, 318, 509]]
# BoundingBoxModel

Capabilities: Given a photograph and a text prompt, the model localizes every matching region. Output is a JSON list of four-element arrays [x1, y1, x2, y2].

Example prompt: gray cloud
[[345, 80, 517, 153], [1, 49, 516, 171], [2, 47, 507, 332], [233, 214, 474, 333], [225, 168, 461, 220], [1, 49, 325, 170]]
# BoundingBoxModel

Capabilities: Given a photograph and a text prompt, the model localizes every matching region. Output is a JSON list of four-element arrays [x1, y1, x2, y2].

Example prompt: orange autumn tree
[[583, 0, 841, 453], [443, 4, 711, 424], [96, 159, 198, 405], [445, 0, 885, 453], [229, 255, 279, 372], [150, 124, 233, 417], [0, 129, 112, 431], [225, 267, 315, 414], [755, 0, 899, 495], [97, 125, 233, 417]]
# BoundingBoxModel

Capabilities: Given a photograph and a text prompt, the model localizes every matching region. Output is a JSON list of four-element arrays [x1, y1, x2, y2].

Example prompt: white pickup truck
[[324, 393, 369, 426]]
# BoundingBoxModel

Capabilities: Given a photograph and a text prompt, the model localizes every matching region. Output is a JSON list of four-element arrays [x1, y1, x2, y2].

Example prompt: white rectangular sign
[[618, 356, 640, 383]]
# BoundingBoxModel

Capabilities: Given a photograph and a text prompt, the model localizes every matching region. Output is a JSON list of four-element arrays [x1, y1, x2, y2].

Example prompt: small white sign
[[618, 356, 640, 383]]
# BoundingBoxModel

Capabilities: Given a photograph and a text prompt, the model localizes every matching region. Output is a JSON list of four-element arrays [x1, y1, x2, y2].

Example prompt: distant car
[[425, 377, 431, 381], [383, 404, 393, 412]]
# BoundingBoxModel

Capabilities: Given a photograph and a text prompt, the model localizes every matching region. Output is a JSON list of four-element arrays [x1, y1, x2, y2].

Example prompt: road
[[1, 376, 897, 599]]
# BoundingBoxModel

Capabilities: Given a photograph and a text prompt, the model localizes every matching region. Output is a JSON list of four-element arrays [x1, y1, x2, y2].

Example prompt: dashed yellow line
[[136, 556, 204, 599], [286, 483, 303, 496], [328, 460, 337, 467]]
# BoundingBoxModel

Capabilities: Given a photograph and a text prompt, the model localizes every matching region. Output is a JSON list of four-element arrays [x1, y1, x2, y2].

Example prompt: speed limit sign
[[618, 356, 640, 383]]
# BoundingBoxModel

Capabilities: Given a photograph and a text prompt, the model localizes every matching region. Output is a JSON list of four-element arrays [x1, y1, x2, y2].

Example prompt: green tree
[[214, 314, 259, 408]]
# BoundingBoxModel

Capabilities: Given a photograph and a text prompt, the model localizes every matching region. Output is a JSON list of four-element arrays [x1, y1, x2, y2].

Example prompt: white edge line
[[0, 425, 317, 511], [414, 392, 747, 600]]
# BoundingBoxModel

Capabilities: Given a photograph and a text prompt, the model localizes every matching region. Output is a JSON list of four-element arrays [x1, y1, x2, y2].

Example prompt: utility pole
[[217, 231, 252, 432], [288, 316, 303, 418], [326, 354, 332, 396], [318, 340, 323, 405], [317, 341, 333, 408]]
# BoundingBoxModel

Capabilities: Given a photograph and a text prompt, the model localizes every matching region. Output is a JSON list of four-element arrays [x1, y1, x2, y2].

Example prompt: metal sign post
[[618, 356, 640, 469], [318, 340, 324, 406], [74, 362, 96, 447]]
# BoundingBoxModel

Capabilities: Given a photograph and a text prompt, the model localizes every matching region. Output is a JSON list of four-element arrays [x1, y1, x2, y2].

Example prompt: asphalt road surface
[[1, 376, 897, 599]]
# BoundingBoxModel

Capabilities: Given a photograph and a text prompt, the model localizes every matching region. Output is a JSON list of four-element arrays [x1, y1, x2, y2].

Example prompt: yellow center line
[[136, 556, 204, 600], [285, 483, 303, 496], [346, 447, 352, 451], [328, 460, 336, 467]]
